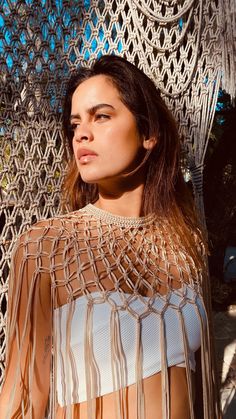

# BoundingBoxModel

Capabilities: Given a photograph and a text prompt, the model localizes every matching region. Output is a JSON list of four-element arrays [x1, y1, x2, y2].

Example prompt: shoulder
[[13, 210, 87, 256]]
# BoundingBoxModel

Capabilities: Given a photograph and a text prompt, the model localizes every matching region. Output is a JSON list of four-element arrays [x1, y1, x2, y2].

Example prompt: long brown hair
[[62, 55, 207, 268]]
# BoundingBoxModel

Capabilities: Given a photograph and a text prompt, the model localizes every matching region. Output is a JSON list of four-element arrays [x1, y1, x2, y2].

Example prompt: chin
[[78, 168, 99, 182], [79, 173, 103, 184], [79, 168, 126, 185]]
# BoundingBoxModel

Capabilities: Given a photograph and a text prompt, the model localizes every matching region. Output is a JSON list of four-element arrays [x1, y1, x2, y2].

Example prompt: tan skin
[[55, 368, 190, 419], [0, 75, 192, 418]]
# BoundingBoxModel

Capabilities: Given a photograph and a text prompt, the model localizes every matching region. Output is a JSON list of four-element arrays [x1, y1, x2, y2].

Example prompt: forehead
[[71, 75, 121, 108]]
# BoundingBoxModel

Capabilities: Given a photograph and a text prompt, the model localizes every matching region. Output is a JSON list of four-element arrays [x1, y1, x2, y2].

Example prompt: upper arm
[[0, 228, 52, 418]]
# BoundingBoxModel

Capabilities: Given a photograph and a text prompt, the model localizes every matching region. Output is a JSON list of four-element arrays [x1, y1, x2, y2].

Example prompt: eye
[[69, 122, 80, 132], [95, 113, 110, 122]]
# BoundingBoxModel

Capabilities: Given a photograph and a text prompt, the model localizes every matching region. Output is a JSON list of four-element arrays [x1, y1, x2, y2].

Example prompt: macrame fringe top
[[3, 204, 220, 419]]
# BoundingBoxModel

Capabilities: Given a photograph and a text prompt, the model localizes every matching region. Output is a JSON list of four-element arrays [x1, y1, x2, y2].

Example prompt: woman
[[0, 55, 220, 419]]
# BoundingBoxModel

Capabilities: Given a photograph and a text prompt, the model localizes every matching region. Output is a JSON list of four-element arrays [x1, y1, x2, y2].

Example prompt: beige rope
[[2, 206, 220, 417]]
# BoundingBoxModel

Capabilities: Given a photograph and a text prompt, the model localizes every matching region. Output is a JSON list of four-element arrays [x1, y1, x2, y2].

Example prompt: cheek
[[72, 138, 78, 157], [104, 123, 141, 148]]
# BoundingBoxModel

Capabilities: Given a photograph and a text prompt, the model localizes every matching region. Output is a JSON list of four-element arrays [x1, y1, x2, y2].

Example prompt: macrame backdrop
[[0, 0, 235, 389]]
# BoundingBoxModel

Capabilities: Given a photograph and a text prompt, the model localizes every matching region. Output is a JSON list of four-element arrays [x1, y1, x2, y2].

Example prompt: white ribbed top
[[54, 286, 205, 406]]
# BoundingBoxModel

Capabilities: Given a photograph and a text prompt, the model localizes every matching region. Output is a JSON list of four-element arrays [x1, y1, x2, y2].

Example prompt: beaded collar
[[80, 203, 156, 228]]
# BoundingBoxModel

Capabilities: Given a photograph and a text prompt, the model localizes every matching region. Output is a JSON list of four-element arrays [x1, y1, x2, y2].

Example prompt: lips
[[77, 148, 98, 161]]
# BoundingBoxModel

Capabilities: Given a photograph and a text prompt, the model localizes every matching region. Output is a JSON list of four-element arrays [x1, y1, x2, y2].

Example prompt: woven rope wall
[[0, 0, 235, 382]]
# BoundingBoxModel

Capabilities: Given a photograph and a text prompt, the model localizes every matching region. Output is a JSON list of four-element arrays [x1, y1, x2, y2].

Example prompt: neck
[[95, 182, 145, 218]]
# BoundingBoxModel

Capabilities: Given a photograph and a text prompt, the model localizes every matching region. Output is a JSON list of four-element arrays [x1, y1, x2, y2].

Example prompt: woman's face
[[70, 74, 147, 187]]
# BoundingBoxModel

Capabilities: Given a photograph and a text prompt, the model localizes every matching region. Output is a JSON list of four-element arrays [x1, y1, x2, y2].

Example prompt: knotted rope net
[[5, 205, 212, 418], [0, 0, 235, 389]]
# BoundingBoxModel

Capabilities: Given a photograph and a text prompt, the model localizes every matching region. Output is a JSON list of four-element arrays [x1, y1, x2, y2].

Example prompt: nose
[[73, 122, 93, 143]]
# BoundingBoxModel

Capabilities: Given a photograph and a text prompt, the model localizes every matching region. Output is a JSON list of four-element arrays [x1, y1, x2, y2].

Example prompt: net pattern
[[4, 205, 216, 418], [0, 0, 235, 406]]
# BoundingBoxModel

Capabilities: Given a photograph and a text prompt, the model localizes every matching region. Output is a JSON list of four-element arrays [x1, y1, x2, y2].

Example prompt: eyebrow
[[70, 103, 115, 120]]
